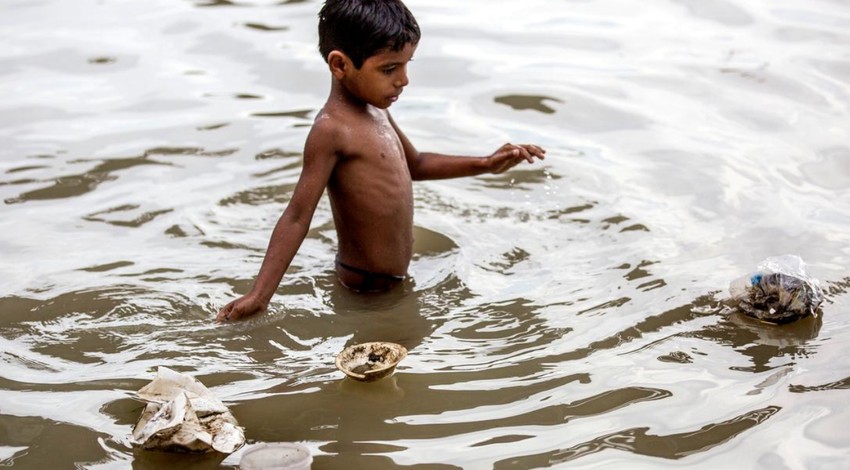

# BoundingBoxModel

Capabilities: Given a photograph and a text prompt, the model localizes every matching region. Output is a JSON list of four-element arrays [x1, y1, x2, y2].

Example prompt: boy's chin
[[372, 99, 395, 109], [371, 96, 398, 109]]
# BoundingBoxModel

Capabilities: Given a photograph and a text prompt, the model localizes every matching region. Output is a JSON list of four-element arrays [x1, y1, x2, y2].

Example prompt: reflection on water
[[499, 405, 782, 467], [2, 0, 850, 468], [495, 95, 563, 115]]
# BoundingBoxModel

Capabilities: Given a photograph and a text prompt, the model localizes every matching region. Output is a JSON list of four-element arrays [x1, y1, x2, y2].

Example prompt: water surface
[[1, 0, 850, 468]]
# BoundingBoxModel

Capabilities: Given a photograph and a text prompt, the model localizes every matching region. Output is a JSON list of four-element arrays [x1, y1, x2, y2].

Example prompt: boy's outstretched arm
[[216, 121, 341, 322], [388, 113, 545, 180]]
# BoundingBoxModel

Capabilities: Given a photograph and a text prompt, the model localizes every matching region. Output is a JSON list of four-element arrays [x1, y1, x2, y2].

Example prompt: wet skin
[[217, 43, 545, 322]]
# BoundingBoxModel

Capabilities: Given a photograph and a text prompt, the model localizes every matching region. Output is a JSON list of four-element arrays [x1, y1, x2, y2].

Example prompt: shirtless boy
[[217, 0, 545, 322]]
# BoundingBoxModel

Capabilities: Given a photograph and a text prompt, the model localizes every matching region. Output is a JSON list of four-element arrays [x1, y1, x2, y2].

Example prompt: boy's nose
[[396, 70, 409, 88]]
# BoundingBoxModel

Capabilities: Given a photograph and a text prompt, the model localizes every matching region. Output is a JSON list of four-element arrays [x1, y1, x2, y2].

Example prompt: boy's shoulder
[[305, 105, 360, 157], [308, 102, 388, 148], [308, 107, 347, 141]]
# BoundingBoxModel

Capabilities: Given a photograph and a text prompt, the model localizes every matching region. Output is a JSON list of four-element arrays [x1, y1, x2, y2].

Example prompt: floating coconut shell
[[335, 342, 407, 382]]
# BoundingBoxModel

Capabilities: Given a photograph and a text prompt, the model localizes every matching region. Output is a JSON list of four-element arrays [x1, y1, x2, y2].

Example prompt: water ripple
[[2, 0, 850, 468]]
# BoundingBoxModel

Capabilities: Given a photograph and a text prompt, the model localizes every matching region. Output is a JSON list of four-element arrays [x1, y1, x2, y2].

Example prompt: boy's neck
[[327, 78, 390, 114], [328, 79, 376, 113]]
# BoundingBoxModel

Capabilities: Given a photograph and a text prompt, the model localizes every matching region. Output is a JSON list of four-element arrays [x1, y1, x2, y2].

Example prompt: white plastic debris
[[130, 366, 245, 454], [240, 442, 313, 470]]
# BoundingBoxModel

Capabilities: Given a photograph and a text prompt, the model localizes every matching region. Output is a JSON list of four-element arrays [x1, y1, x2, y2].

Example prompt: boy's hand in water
[[486, 143, 546, 174], [216, 294, 267, 323]]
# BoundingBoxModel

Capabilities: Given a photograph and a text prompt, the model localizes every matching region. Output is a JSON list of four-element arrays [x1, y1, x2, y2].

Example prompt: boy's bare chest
[[349, 119, 405, 163]]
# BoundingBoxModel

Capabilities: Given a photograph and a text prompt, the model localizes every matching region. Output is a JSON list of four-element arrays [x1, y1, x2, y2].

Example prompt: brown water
[[2, 0, 850, 468]]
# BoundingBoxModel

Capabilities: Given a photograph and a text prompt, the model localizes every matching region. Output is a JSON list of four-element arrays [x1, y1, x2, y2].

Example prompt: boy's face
[[343, 42, 417, 109]]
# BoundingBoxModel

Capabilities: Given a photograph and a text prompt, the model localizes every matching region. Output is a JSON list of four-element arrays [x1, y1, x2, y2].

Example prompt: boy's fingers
[[531, 145, 546, 159], [517, 147, 534, 163], [216, 303, 233, 323], [494, 143, 545, 166], [497, 147, 519, 160], [523, 144, 546, 160]]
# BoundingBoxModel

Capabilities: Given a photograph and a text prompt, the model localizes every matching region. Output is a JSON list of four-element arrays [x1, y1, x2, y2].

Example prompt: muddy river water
[[1, 0, 850, 468]]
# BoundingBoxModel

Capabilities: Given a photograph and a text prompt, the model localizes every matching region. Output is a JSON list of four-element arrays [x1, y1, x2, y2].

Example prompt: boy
[[217, 0, 545, 322]]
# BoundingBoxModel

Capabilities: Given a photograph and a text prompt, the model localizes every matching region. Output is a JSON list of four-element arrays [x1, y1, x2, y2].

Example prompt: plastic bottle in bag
[[729, 255, 823, 324]]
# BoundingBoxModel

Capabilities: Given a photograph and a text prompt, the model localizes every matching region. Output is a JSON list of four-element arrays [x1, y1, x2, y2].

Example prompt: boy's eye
[[382, 67, 396, 75]]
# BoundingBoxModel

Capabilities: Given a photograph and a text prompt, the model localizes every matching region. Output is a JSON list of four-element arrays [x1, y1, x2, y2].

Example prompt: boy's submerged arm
[[388, 113, 546, 180], [217, 121, 341, 322]]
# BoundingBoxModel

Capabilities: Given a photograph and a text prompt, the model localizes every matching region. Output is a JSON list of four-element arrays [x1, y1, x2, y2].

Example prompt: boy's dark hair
[[318, 0, 420, 69]]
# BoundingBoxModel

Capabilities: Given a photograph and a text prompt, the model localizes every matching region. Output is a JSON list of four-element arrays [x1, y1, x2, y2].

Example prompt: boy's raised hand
[[486, 143, 546, 174], [216, 294, 267, 323]]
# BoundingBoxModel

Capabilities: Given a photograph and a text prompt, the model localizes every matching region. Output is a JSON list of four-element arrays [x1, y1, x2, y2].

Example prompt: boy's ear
[[327, 51, 351, 79]]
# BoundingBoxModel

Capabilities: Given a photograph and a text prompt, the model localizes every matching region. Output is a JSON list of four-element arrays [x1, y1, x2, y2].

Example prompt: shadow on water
[[695, 311, 823, 373], [0, 261, 838, 468], [2, 147, 235, 205], [0, 415, 114, 468], [603, 291, 826, 373], [685, 276, 833, 373], [494, 94, 564, 114], [0, 272, 448, 468], [225, 283, 669, 468], [3, 156, 167, 204], [224, 284, 829, 467], [495, 406, 780, 468], [790, 376, 850, 394], [2, 0, 850, 467], [225, 279, 448, 467]]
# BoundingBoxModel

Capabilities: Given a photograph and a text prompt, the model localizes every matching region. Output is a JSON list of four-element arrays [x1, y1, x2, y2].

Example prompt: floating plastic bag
[[131, 367, 245, 454], [729, 255, 823, 324]]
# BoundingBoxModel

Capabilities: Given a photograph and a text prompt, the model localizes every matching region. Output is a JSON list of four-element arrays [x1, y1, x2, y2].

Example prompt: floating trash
[[729, 255, 824, 324], [335, 342, 408, 382], [130, 366, 245, 454], [240, 442, 313, 470]]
